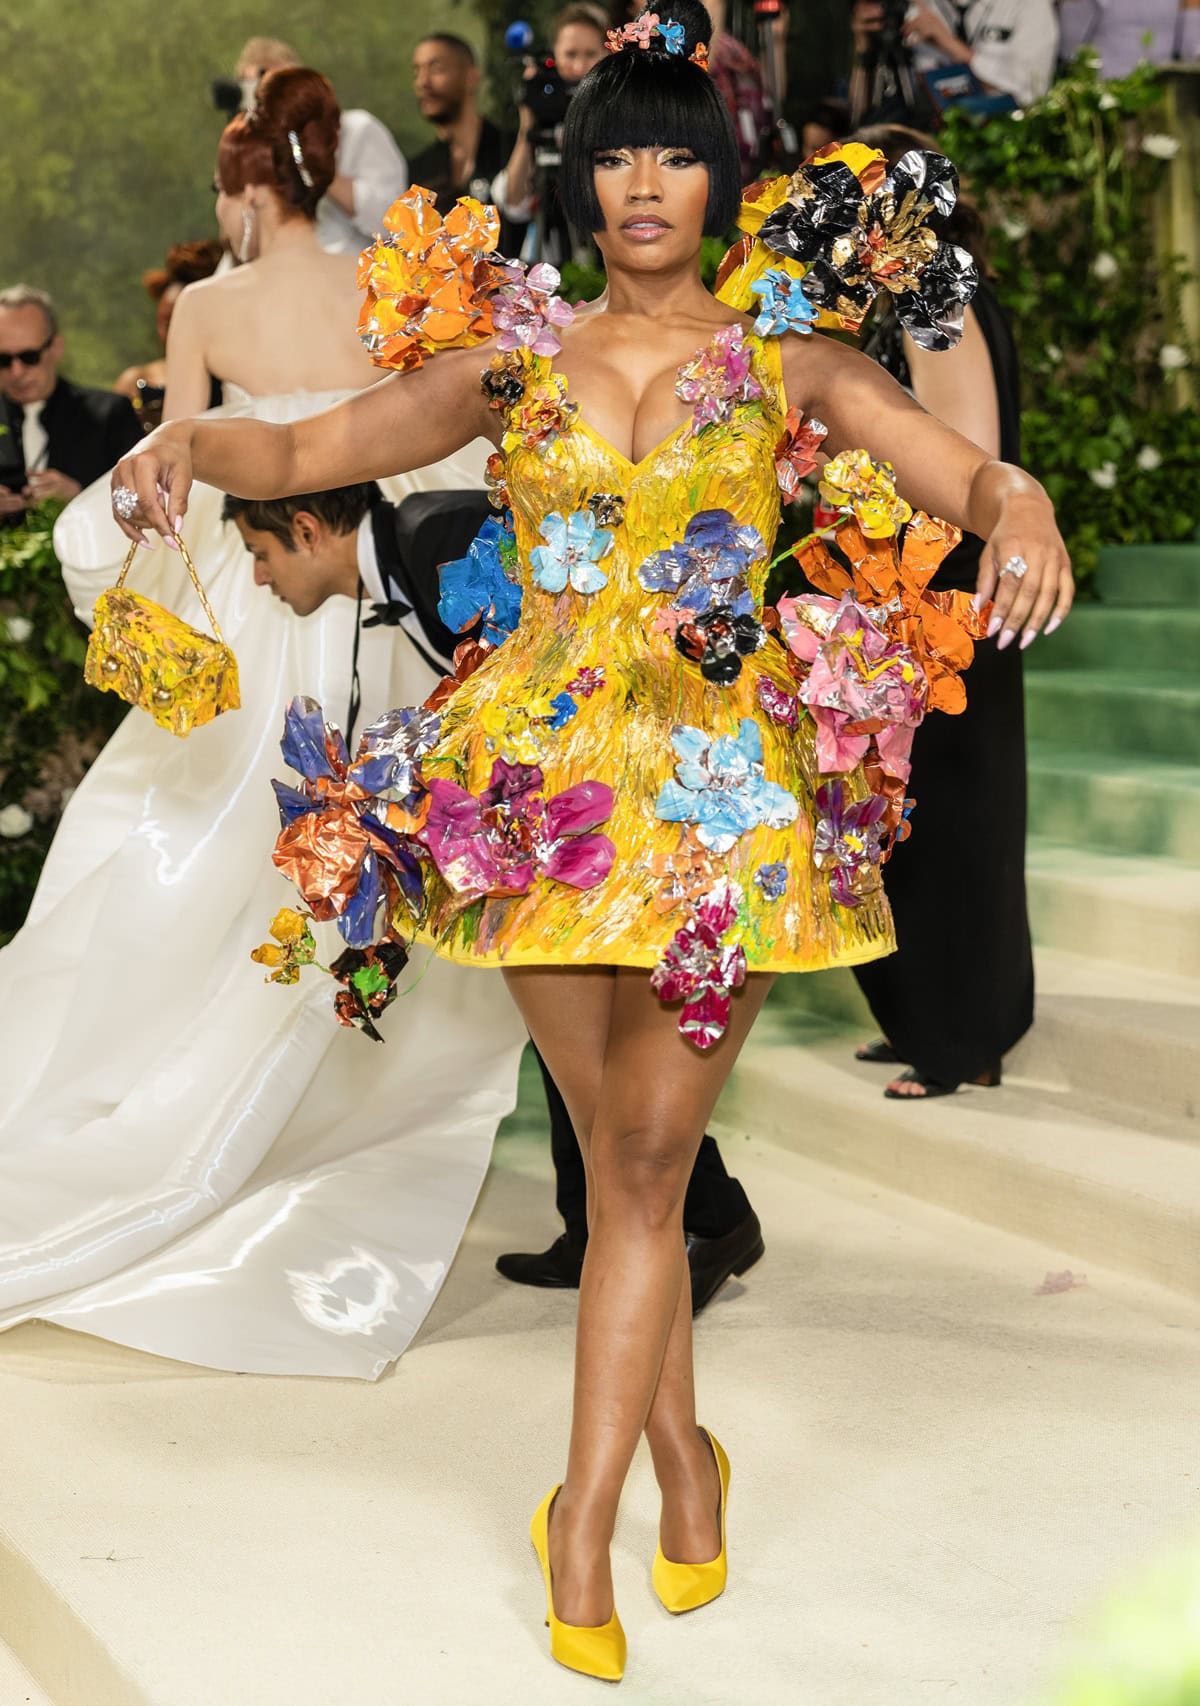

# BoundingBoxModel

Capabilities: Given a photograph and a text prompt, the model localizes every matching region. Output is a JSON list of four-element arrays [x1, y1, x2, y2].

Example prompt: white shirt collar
[[356, 513, 387, 603]]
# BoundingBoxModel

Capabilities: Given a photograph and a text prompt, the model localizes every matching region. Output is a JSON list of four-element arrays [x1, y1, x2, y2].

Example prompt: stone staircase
[[718, 533, 1200, 1297]]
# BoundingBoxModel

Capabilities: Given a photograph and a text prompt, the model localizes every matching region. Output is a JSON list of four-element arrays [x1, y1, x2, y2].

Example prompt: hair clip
[[689, 42, 710, 69], [287, 129, 315, 189]]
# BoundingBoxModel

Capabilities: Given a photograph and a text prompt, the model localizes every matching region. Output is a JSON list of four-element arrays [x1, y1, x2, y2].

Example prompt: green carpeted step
[[1096, 543, 1200, 606], [1034, 606, 1200, 674], [1025, 839, 1200, 978], [1027, 743, 1200, 860], [1024, 670, 1200, 762]]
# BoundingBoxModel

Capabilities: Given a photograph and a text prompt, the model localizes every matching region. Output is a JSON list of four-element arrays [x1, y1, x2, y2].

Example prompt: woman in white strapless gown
[[0, 71, 526, 1378]]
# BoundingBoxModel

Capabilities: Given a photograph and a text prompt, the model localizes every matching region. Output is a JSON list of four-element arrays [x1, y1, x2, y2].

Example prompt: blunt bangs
[[560, 52, 741, 238]]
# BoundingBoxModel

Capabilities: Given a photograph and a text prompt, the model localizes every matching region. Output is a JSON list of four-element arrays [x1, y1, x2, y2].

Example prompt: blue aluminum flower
[[530, 509, 614, 596], [754, 862, 788, 901], [437, 514, 523, 646], [637, 508, 764, 615], [658, 17, 686, 53], [655, 718, 798, 853], [749, 268, 818, 337], [547, 691, 578, 731]]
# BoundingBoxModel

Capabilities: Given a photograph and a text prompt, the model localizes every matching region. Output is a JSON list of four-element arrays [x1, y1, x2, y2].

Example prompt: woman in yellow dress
[[110, 0, 1072, 1681]]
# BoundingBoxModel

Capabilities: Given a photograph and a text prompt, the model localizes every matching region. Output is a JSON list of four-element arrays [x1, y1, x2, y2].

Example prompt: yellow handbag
[[84, 536, 240, 737]]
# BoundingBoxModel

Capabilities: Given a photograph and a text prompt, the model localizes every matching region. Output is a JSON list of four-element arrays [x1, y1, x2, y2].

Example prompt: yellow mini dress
[[414, 329, 895, 984]]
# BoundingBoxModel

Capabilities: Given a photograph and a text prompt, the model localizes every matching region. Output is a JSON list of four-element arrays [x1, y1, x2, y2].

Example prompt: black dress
[[852, 282, 1034, 1083]]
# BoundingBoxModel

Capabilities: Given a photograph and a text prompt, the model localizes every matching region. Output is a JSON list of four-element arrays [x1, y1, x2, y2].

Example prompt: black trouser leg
[[532, 1044, 752, 1243]]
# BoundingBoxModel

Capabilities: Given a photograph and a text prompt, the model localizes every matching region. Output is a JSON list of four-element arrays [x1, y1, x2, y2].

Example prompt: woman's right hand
[[110, 425, 194, 549]]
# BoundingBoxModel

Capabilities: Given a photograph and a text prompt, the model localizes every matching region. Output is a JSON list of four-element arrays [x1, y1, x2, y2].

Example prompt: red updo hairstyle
[[217, 66, 340, 219]]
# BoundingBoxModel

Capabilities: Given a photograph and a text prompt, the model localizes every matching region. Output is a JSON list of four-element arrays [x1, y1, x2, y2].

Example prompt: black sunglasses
[[0, 336, 53, 371]]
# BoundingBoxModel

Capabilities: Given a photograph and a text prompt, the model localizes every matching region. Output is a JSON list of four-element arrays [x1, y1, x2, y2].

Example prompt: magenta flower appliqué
[[651, 880, 748, 1050], [492, 260, 576, 357], [419, 758, 616, 901], [675, 324, 764, 437]]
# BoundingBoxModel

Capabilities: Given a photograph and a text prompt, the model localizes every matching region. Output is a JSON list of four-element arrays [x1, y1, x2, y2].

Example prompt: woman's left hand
[[976, 492, 1074, 651]]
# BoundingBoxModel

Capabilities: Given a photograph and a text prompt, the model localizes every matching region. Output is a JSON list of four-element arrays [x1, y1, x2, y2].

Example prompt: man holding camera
[[0, 285, 140, 519], [851, 0, 1058, 114]]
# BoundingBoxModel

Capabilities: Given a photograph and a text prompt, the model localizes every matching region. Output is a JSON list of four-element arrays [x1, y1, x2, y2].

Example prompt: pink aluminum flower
[[492, 260, 576, 357], [674, 324, 764, 436], [419, 758, 615, 901], [778, 592, 926, 780], [650, 881, 748, 1050]]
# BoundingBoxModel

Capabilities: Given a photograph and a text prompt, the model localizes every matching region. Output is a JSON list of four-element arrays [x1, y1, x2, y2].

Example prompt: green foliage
[[1042, 1544, 1200, 1706], [940, 54, 1196, 585], [561, 235, 731, 305], [0, 503, 125, 937], [0, 0, 483, 388]]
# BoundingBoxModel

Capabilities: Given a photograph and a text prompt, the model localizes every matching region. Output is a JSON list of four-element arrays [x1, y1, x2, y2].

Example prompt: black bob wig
[[559, 0, 741, 239]]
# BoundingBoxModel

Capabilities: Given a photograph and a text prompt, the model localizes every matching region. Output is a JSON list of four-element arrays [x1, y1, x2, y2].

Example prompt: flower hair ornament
[[606, 11, 710, 66]]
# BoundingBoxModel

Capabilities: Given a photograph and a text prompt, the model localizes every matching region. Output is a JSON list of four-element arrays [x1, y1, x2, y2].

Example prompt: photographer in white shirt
[[851, 0, 1059, 108]]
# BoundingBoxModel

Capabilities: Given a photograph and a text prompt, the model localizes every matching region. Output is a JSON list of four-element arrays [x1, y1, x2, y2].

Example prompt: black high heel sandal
[[854, 1037, 905, 1065], [883, 1064, 1002, 1101]]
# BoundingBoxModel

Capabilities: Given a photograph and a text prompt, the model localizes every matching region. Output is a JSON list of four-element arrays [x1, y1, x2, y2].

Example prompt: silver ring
[[999, 554, 1028, 580], [112, 485, 140, 521]]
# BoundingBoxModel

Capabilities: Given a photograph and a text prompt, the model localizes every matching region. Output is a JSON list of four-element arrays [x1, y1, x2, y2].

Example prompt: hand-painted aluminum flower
[[425, 637, 496, 713], [348, 705, 443, 800], [638, 508, 764, 615], [501, 372, 579, 454], [251, 907, 318, 985], [329, 938, 410, 1043], [655, 718, 799, 853], [587, 491, 626, 529], [674, 604, 766, 686], [749, 268, 817, 337], [777, 591, 926, 780], [650, 828, 722, 915], [530, 509, 614, 595], [437, 514, 522, 645], [357, 188, 503, 372], [479, 695, 555, 764], [755, 676, 799, 728], [484, 451, 510, 510], [675, 324, 764, 436], [812, 780, 887, 908], [651, 880, 748, 1050], [492, 259, 576, 356], [607, 10, 661, 50], [269, 697, 425, 947], [819, 449, 913, 539], [481, 350, 529, 411], [419, 759, 616, 901], [774, 409, 828, 503], [756, 147, 978, 348], [754, 862, 788, 901], [564, 664, 607, 698]]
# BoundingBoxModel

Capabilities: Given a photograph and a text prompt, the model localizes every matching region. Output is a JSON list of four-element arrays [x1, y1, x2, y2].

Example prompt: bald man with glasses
[[0, 285, 140, 518]]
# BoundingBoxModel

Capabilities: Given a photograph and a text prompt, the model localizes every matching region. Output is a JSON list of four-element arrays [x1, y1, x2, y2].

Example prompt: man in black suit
[[410, 34, 525, 255], [222, 481, 766, 1314], [0, 285, 140, 518]]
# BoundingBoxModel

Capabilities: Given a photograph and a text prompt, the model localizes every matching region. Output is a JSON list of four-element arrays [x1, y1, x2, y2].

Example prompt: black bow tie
[[362, 597, 413, 628]]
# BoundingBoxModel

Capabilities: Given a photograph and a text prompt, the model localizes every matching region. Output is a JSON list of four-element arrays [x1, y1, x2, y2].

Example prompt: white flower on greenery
[[5, 616, 33, 643], [1141, 133, 1181, 160], [1091, 252, 1119, 282], [1010, 109, 1025, 122], [1045, 342, 1063, 364], [1089, 462, 1118, 490], [1160, 344, 1189, 371], [1098, 91, 1119, 112], [1002, 216, 1028, 241], [1136, 446, 1163, 472], [0, 804, 34, 838]]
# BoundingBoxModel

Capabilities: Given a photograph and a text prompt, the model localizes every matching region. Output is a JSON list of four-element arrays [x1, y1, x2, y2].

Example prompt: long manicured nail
[[997, 628, 1015, 651], [1020, 628, 1037, 650], [987, 613, 1003, 638], [972, 591, 985, 611], [164, 534, 180, 551], [139, 538, 153, 550], [1045, 615, 1062, 635]]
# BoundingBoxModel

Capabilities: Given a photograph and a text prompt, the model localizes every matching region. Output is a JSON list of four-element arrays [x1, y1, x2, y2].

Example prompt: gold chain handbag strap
[[115, 536, 227, 646]]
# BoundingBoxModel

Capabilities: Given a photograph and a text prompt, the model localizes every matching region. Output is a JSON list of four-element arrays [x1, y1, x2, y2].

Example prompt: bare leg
[[504, 965, 773, 1625]]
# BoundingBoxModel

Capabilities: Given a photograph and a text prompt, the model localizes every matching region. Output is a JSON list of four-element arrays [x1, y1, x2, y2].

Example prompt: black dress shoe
[[495, 1233, 586, 1289], [687, 1210, 765, 1316]]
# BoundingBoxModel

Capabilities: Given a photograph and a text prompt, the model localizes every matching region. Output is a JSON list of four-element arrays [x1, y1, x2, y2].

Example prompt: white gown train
[[0, 387, 527, 1378]]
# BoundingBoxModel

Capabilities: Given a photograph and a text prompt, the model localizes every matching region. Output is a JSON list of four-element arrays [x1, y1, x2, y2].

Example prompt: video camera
[[504, 20, 577, 166]]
